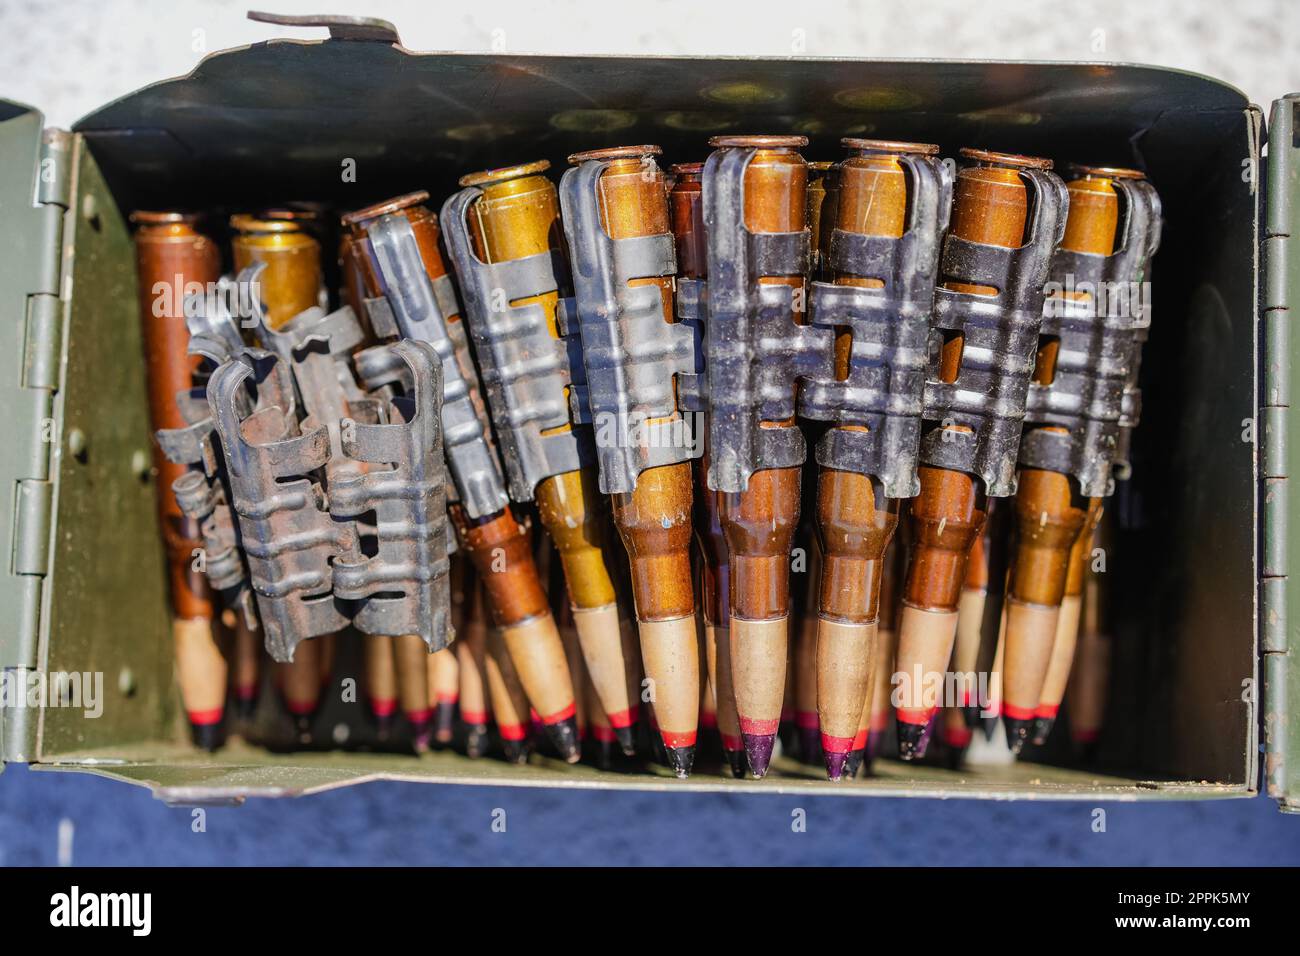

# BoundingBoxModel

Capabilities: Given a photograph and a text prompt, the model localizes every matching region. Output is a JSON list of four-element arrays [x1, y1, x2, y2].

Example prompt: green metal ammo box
[[0, 13, 1295, 809]]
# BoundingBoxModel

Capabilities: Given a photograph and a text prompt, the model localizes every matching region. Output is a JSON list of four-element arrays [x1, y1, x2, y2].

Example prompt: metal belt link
[[1020, 177, 1163, 495], [799, 152, 953, 498], [156, 389, 257, 632], [921, 166, 1069, 497], [207, 348, 350, 662], [328, 339, 451, 650], [699, 145, 834, 494], [153, 262, 282, 632], [262, 305, 453, 650], [441, 187, 593, 502], [358, 212, 509, 518], [558, 157, 701, 495]]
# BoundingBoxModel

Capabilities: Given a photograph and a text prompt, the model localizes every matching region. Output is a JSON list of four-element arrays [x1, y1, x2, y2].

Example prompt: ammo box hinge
[[1263, 94, 1299, 811], [0, 115, 72, 765]]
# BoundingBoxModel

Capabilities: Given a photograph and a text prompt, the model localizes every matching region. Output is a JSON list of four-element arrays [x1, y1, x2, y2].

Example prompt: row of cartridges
[[133, 135, 1161, 780]]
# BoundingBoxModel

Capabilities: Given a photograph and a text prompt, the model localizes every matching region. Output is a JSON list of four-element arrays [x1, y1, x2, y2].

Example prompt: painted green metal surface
[[36, 133, 176, 758], [32, 740, 1251, 806], [1264, 94, 1300, 812], [0, 108, 176, 768], [0, 101, 64, 769]]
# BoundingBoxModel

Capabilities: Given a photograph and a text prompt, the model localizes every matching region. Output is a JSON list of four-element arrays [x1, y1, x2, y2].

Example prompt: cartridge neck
[[721, 466, 802, 621]]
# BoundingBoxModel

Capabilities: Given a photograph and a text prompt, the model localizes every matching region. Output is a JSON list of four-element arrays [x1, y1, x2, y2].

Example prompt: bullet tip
[[799, 727, 822, 765], [1031, 716, 1055, 747], [824, 749, 848, 781], [613, 724, 637, 757], [865, 730, 882, 762], [723, 748, 748, 779], [190, 720, 226, 752], [293, 713, 316, 745], [407, 714, 433, 753], [545, 716, 582, 763], [464, 723, 491, 758], [743, 733, 776, 778], [844, 748, 866, 779], [944, 743, 967, 770], [433, 702, 457, 744], [664, 744, 696, 778], [979, 715, 999, 743], [501, 738, 532, 764], [896, 720, 931, 761], [1004, 717, 1034, 755]]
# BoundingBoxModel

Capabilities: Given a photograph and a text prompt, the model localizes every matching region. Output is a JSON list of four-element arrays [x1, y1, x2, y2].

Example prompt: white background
[[1, 0, 1297, 127]]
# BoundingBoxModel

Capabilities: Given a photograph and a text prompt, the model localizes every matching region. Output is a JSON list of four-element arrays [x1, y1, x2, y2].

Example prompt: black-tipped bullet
[[588, 724, 619, 768], [664, 745, 696, 778], [777, 719, 798, 760], [865, 729, 882, 762], [1004, 717, 1033, 755], [433, 701, 457, 746], [501, 738, 532, 764], [943, 744, 967, 770], [464, 722, 491, 758], [595, 741, 614, 769], [724, 747, 747, 779], [293, 713, 315, 746], [743, 733, 776, 778], [234, 692, 258, 722], [368, 699, 396, 741], [1072, 736, 1100, 765], [1031, 715, 1055, 747], [613, 724, 637, 757], [962, 705, 983, 730], [190, 721, 226, 752], [408, 712, 433, 753], [545, 716, 582, 764], [980, 714, 999, 742], [896, 720, 931, 761], [844, 748, 866, 779], [799, 726, 822, 766]]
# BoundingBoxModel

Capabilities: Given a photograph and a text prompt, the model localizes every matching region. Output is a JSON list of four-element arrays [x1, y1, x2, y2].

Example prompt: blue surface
[[0, 763, 1297, 865]]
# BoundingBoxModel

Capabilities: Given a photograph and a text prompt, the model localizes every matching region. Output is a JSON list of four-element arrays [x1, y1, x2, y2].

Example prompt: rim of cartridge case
[[708, 134, 808, 149], [340, 191, 431, 226], [459, 159, 552, 188], [229, 213, 312, 234], [959, 147, 1053, 170], [1066, 163, 1147, 181], [567, 144, 662, 164], [129, 210, 201, 226], [262, 206, 323, 222], [842, 138, 941, 156], [670, 161, 704, 177]]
